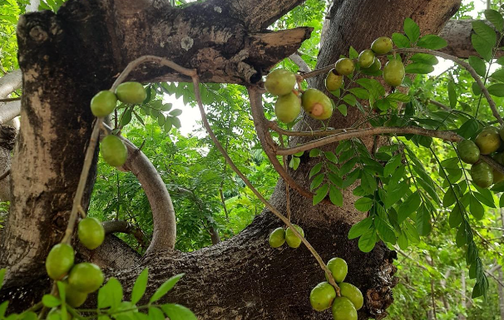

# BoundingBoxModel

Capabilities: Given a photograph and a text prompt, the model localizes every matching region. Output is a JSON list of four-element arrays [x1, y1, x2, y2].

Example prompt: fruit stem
[[62, 118, 103, 244]]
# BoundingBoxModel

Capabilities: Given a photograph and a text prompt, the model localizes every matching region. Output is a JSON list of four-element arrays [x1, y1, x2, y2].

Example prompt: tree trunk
[[0, 0, 461, 319]]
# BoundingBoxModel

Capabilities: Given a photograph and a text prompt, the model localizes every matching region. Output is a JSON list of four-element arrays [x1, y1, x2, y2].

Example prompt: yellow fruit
[[301, 88, 333, 120], [335, 58, 355, 76], [68, 263, 104, 294], [471, 162, 493, 188], [45, 243, 75, 280], [475, 126, 501, 155], [115, 82, 147, 104], [275, 92, 301, 123], [78, 217, 105, 250], [63, 282, 88, 308], [457, 140, 480, 164], [358, 49, 375, 68], [339, 282, 364, 310], [493, 152, 504, 183], [285, 224, 304, 248], [101, 135, 128, 167], [90, 91, 117, 118], [371, 37, 393, 54], [269, 227, 286, 248], [332, 297, 358, 320], [265, 69, 296, 96], [326, 257, 348, 283], [383, 58, 405, 87], [325, 69, 344, 92], [310, 282, 336, 311]]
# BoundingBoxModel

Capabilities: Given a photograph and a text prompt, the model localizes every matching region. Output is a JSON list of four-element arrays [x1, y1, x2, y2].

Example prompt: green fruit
[[358, 49, 375, 68], [115, 82, 147, 104], [493, 152, 504, 183], [301, 88, 333, 120], [275, 92, 301, 123], [101, 135, 128, 167], [335, 58, 355, 76], [269, 227, 286, 248], [471, 162, 493, 188], [285, 224, 304, 248], [499, 125, 504, 141], [331, 297, 358, 320], [78, 217, 105, 250], [383, 58, 405, 87], [310, 282, 336, 311], [90, 91, 117, 118], [339, 282, 364, 310], [63, 282, 88, 308], [366, 58, 382, 73], [458, 140, 480, 164], [325, 69, 344, 92], [475, 126, 501, 155], [46, 243, 75, 280], [371, 36, 393, 54], [264, 69, 296, 96], [326, 257, 348, 283], [68, 263, 104, 294]]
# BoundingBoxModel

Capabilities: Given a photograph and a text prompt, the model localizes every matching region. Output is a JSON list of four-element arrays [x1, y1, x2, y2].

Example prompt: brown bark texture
[[0, 0, 461, 319]]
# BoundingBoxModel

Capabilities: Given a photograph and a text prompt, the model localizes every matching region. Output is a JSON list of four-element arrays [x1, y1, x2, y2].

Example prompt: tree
[[3, 0, 503, 318]]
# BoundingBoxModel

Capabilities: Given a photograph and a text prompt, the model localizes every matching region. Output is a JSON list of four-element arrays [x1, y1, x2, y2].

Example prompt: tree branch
[[0, 101, 21, 125], [0, 70, 21, 99], [102, 220, 148, 250]]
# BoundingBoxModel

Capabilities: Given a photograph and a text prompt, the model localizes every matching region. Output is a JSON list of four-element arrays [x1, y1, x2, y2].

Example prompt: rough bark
[[1, 0, 460, 319]]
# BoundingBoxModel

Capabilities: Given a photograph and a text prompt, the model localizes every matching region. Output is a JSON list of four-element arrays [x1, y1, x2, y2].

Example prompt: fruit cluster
[[45, 217, 106, 308], [310, 257, 363, 320], [458, 126, 504, 188], [90, 82, 147, 168], [268, 224, 305, 248], [265, 36, 405, 125]]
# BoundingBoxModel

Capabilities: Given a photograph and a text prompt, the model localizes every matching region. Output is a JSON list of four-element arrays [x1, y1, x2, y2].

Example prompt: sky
[[166, 0, 487, 136]]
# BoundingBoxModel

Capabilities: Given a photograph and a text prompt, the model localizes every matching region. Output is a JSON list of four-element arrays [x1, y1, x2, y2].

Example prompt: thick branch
[[0, 70, 22, 99], [102, 220, 148, 249]]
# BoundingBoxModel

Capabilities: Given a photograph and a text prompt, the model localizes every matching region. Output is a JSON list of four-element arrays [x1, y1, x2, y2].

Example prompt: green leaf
[[472, 21, 497, 47], [485, 9, 504, 31], [148, 307, 165, 320], [448, 80, 457, 109], [172, 117, 181, 129], [416, 204, 431, 236], [488, 83, 504, 96], [397, 192, 421, 224], [456, 224, 467, 247], [472, 275, 489, 298], [392, 33, 410, 48], [342, 169, 360, 188], [289, 157, 300, 170], [131, 268, 149, 305], [417, 34, 447, 50], [469, 194, 484, 220], [449, 204, 463, 228], [0, 269, 5, 291], [348, 217, 373, 239], [309, 163, 323, 179], [397, 231, 409, 250], [386, 92, 410, 103], [313, 183, 329, 206], [443, 188, 457, 207], [375, 217, 396, 244], [500, 193, 504, 208], [149, 273, 185, 303], [490, 68, 504, 82], [349, 46, 359, 59], [354, 197, 373, 212], [472, 81, 482, 96], [360, 171, 377, 194], [384, 181, 408, 209], [310, 173, 325, 191], [337, 104, 348, 116], [384, 154, 402, 177], [409, 53, 438, 65], [329, 185, 343, 207], [98, 277, 123, 310], [20, 312, 37, 320], [404, 63, 434, 74], [170, 109, 182, 116], [473, 186, 496, 207], [358, 228, 377, 253], [0, 301, 8, 318], [42, 294, 61, 308], [324, 151, 338, 164], [161, 304, 197, 320], [404, 18, 420, 43], [471, 34, 493, 61], [457, 118, 479, 139], [120, 107, 133, 127], [348, 88, 369, 99], [309, 149, 321, 157], [468, 56, 487, 77], [342, 94, 356, 106]]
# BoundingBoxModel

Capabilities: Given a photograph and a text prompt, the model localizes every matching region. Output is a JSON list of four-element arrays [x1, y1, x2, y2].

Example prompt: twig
[[276, 126, 463, 156], [0, 97, 21, 102], [0, 169, 10, 181]]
